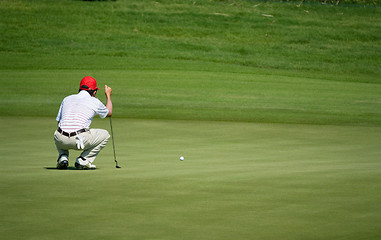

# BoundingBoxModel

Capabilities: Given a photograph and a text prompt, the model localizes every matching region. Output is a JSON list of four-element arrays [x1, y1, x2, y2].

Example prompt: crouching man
[[54, 76, 113, 169]]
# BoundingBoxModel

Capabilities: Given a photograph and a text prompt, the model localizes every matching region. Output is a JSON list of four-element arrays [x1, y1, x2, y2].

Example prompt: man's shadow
[[45, 167, 96, 170]]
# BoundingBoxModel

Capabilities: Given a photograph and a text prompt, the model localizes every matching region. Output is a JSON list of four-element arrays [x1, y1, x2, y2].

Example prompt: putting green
[[1, 117, 380, 239]]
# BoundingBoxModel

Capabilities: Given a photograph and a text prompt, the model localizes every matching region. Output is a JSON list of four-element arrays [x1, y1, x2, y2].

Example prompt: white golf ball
[[180, 156, 184, 161]]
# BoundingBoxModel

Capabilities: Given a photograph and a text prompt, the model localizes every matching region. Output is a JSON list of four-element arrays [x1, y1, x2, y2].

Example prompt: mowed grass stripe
[[1, 70, 380, 126]]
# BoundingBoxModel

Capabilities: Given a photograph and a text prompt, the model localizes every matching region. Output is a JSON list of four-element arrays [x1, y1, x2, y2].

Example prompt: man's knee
[[98, 129, 110, 145], [103, 129, 110, 141]]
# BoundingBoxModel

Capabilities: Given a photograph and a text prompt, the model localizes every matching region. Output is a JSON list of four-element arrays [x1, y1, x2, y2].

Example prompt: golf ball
[[180, 156, 184, 161]]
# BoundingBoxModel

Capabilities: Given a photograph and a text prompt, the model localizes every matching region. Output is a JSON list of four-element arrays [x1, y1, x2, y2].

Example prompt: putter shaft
[[109, 117, 120, 168]]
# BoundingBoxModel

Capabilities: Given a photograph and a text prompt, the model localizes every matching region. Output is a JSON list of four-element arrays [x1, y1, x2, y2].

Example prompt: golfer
[[54, 76, 113, 169]]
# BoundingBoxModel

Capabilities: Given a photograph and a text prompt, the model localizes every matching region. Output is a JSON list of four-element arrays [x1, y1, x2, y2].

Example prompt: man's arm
[[105, 85, 113, 117]]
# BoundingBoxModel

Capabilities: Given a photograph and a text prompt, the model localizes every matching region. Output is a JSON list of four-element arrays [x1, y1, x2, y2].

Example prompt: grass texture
[[0, 0, 381, 239], [1, 0, 380, 126], [1, 0, 380, 78], [1, 117, 381, 240], [1, 69, 380, 126]]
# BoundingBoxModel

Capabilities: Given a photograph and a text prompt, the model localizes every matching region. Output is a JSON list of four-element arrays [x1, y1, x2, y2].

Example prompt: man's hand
[[105, 85, 112, 97], [105, 85, 113, 117]]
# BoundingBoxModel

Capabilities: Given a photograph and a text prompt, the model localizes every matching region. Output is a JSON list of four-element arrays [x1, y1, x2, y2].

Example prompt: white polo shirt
[[56, 90, 109, 132]]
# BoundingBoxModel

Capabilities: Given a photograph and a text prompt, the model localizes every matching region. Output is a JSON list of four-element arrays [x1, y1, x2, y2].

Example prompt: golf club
[[109, 117, 121, 168]]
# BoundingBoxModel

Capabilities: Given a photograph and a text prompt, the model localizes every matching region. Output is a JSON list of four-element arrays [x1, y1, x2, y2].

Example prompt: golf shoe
[[57, 155, 69, 169], [75, 156, 96, 170]]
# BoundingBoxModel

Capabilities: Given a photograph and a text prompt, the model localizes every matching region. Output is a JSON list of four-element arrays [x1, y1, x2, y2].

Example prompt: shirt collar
[[79, 90, 91, 97]]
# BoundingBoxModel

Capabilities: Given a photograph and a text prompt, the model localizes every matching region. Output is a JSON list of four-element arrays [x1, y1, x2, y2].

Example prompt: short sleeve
[[56, 101, 64, 122], [98, 106, 109, 119], [94, 99, 109, 119]]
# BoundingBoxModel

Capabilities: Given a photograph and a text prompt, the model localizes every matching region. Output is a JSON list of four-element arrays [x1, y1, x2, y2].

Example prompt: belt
[[57, 127, 87, 137]]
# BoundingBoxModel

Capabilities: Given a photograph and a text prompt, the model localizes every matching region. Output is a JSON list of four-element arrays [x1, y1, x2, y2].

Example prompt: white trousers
[[54, 129, 110, 164]]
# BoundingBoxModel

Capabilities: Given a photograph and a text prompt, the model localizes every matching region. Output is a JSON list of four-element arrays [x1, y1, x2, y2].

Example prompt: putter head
[[116, 165, 121, 168]]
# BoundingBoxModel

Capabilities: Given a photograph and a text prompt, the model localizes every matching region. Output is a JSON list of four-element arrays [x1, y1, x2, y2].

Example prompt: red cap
[[79, 76, 99, 91]]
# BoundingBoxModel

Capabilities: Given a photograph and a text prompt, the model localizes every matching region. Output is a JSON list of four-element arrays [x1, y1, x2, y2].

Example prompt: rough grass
[[1, 0, 380, 78]]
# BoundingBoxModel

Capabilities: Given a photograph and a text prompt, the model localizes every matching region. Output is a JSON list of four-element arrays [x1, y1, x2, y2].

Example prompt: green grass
[[1, 69, 381, 126], [1, 117, 381, 239], [1, 0, 380, 78], [1, 0, 381, 239], [1, 0, 380, 126]]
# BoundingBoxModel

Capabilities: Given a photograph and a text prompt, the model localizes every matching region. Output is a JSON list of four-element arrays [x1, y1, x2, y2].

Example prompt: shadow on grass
[[44, 167, 97, 170]]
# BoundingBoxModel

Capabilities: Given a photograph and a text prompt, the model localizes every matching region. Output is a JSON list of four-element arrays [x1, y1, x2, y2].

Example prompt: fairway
[[1, 117, 381, 239], [1, 69, 381, 126]]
